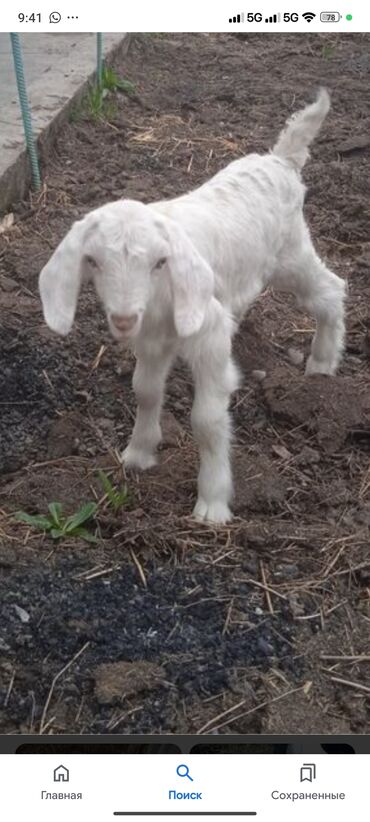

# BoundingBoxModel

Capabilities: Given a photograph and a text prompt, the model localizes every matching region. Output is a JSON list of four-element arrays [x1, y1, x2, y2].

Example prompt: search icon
[[176, 764, 194, 782]]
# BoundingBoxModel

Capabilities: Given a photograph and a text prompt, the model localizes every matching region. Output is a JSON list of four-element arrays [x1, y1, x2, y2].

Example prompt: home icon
[[54, 765, 69, 783]]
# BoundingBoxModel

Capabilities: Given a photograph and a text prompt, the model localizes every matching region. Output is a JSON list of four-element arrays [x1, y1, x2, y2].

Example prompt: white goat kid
[[39, 89, 345, 524]]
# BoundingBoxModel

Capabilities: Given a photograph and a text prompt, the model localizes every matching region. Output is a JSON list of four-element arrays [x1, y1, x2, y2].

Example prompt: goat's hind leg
[[304, 259, 346, 376], [274, 236, 346, 376]]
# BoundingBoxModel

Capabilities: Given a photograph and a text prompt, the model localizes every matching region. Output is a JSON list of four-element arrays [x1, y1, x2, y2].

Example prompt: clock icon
[[49, 11, 62, 23]]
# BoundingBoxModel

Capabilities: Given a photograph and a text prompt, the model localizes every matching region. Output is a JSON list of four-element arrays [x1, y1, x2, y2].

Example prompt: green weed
[[98, 470, 129, 513], [15, 501, 98, 543]]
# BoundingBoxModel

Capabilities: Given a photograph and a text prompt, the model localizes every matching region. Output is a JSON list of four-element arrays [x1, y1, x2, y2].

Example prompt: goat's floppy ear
[[39, 217, 88, 336], [162, 218, 214, 337]]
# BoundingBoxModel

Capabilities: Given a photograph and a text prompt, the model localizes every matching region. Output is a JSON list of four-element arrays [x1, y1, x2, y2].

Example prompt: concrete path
[[0, 33, 126, 211]]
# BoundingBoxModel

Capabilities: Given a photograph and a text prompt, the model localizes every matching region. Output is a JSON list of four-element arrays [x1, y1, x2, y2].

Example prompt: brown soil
[[0, 33, 370, 735]]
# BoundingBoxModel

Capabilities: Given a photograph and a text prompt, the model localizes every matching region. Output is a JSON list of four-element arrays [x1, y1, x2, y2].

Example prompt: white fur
[[39, 89, 346, 524]]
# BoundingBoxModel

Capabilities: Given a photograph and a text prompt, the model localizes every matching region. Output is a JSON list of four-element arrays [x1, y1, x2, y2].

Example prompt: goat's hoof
[[305, 355, 337, 376], [193, 498, 233, 525], [121, 446, 157, 471]]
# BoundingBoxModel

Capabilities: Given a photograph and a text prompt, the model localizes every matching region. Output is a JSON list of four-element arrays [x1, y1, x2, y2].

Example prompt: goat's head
[[39, 200, 214, 340]]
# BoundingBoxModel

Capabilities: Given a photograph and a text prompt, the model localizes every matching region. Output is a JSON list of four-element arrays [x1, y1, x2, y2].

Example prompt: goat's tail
[[272, 88, 330, 171]]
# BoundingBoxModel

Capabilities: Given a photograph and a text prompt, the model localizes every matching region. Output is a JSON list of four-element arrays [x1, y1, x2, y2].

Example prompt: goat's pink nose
[[111, 313, 138, 331]]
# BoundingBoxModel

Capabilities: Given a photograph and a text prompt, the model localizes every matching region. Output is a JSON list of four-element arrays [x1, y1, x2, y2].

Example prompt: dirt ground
[[0, 33, 370, 736]]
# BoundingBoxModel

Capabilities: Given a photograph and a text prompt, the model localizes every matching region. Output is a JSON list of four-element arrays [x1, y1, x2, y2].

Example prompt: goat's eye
[[85, 255, 98, 269], [154, 257, 167, 271]]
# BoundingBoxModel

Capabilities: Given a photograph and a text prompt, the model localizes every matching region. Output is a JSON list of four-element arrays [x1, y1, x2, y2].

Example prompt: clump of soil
[[93, 661, 166, 705]]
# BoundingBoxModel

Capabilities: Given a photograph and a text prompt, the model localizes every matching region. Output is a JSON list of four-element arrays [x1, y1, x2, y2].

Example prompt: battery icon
[[320, 11, 341, 21]]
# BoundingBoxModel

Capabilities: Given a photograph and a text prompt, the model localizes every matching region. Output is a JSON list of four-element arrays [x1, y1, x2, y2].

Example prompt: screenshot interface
[[2, 748, 370, 819], [1, 2, 369, 820]]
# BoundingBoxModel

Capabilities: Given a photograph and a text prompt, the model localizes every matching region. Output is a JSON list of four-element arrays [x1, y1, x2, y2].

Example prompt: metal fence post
[[97, 33, 103, 86], [10, 33, 41, 191]]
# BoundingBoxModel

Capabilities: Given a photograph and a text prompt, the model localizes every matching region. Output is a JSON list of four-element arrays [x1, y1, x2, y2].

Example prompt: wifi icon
[[302, 11, 316, 22]]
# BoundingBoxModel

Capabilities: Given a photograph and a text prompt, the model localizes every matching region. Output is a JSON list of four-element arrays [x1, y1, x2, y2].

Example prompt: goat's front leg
[[122, 347, 174, 470], [190, 326, 239, 524]]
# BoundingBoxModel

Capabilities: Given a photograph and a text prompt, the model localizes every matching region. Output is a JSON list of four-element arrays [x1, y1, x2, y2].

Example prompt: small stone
[[297, 446, 320, 465], [133, 508, 145, 518], [255, 606, 264, 616], [287, 347, 304, 366], [1, 276, 18, 292], [13, 604, 30, 623], [116, 362, 132, 377], [272, 444, 292, 460], [257, 637, 274, 655], [97, 418, 115, 432], [252, 369, 267, 382], [242, 559, 259, 575], [288, 594, 306, 617], [0, 213, 14, 234], [277, 563, 300, 579]]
